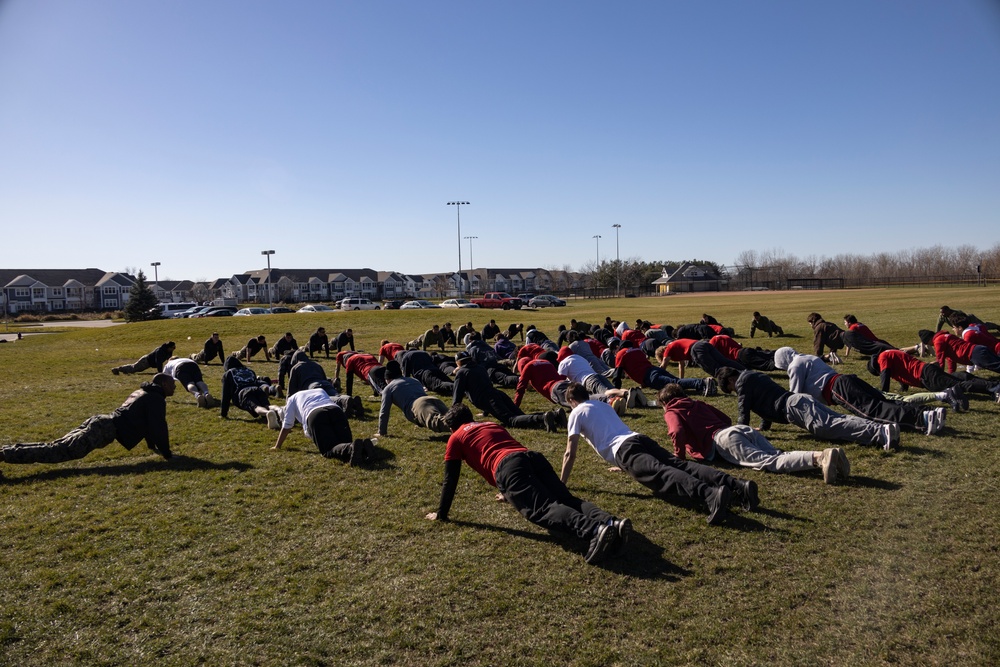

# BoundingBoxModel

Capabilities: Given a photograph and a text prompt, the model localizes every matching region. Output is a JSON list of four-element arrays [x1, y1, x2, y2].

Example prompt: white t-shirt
[[163, 357, 197, 379], [567, 399, 637, 464], [557, 354, 597, 384], [282, 388, 335, 438]]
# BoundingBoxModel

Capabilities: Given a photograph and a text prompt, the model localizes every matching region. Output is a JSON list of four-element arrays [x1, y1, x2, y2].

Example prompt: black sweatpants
[[690, 340, 744, 376], [614, 434, 735, 506], [829, 374, 924, 428], [495, 451, 613, 540], [305, 405, 353, 459]]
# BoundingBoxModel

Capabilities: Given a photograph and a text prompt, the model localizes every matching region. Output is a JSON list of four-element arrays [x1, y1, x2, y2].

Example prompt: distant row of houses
[[0, 263, 723, 314]]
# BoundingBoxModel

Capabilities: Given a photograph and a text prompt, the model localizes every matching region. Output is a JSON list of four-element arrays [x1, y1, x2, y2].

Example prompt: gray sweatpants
[[712, 424, 816, 472], [785, 393, 882, 446], [113, 357, 151, 374], [412, 396, 449, 433]]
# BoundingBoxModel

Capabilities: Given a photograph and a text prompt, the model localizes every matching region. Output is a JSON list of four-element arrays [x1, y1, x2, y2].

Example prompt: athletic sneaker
[[924, 407, 946, 435], [828, 351, 842, 365], [610, 397, 626, 417], [543, 410, 559, 433], [835, 447, 851, 480], [585, 522, 617, 564], [111, 367, 120, 375], [350, 395, 364, 418], [266, 408, 281, 430], [196, 393, 208, 409], [820, 448, 838, 484], [703, 377, 718, 397], [349, 439, 366, 467], [880, 423, 900, 451], [943, 387, 964, 413], [625, 388, 639, 409]]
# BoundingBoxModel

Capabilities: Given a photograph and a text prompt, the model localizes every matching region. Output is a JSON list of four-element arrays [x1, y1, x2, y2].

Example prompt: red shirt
[[379, 342, 404, 361], [664, 338, 697, 362], [514, 359, 566, 406], [445, 421, 525, 487], [337, 351, 381, 380], [962, 323, 1000, 350], [848, 322, 878, 342], [662, 396, 731, 460], [615, 347, 652, 384], [585, 338, 606, 355], [878, 350, 925, 389], [622, 329, 646, 346], [709, 335, 742, 361], [515, 344, 545, 362], [707, 324, 724, 335], [933, 331, 975, 373]]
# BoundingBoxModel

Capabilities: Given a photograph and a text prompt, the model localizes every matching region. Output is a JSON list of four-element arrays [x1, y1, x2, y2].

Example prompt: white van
[[340, 298, 380, 311], [158, 302, 198, 319]]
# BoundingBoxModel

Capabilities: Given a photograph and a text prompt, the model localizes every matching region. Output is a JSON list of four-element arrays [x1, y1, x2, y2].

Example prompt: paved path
[[0, 319, 120, 342]]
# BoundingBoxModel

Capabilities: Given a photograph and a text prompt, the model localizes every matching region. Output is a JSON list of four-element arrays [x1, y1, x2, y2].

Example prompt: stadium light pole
[[612, 224, 621, 297], [464, 235, 478, 293], [447, 201, 469, 296], [592, 235, 601, 290], [261, 250, 275, 310]]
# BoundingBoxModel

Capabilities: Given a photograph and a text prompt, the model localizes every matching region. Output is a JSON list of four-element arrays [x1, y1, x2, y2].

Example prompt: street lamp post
[[447, 201, 470, 296], [612, 224, 621, 297], [150, 262, 161, 303], [261, 250, 275, 310], [464, 235, 478, 294]]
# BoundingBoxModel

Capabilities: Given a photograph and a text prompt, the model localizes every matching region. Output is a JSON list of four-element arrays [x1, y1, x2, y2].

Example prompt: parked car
[[149, 302, 198, 319], [381, 300, 405, 310], [470, 292, 522, 310], [517, 293, 536, 302], [340, 297, 380, 311], [529, 295, 567, 308], [234, 307, 269, 316], [399, 300, 441, 309], [192, 306, 237, 318], [268, 306, 294, 314], [297, 304, 335, 313], [440, 299, 480, 309]]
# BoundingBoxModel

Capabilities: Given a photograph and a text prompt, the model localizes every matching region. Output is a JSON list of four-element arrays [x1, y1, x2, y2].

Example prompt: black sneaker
[[350, 395, 364, 418], [111, 368, 120, 375], [362, 438, 376, 463], [543, 411, 558, 433], [349, 439, 366, 467], [611, 518, 632, 554], [732, 479, 760, 512], [943, 387, 963, 413], [706, 485, 731, 526], [585, 522, 616, 564], [557, 407, 568, 428]]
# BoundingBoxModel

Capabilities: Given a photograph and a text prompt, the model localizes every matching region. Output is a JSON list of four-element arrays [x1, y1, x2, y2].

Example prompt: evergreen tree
[[124, 270, 159, 322]]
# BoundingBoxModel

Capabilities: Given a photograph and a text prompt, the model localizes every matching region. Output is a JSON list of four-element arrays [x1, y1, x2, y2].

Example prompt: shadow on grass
[[2, 455, 252, 484], [840, 474, 902, 491], [451, 519, 691, 581]]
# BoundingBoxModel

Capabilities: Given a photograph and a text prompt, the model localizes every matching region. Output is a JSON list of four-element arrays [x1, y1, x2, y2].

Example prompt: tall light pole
[[150, 262, 161, 302], [447, 201, 469, 296], [612, 224, 621, 297], [464, 235, 478, 293], [261, 250, 275, 309]]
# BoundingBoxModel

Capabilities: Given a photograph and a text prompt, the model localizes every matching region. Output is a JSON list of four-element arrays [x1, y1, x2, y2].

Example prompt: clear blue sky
[[2, 0, 998, 282]]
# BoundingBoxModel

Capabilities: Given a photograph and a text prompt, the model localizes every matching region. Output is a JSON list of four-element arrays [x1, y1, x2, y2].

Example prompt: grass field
[[2, 288, 999, 666]]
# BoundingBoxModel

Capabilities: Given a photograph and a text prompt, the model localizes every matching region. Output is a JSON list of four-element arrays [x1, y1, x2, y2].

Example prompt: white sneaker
[[828, 351, 842, 365], [836, 447, 851, 480], [266, 407, 281, 430], [880, 423, 897, 451], [819, 448, 837, 484]]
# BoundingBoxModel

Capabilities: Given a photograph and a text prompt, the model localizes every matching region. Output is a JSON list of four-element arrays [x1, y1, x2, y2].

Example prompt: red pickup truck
[[470, 292, 523, 310]]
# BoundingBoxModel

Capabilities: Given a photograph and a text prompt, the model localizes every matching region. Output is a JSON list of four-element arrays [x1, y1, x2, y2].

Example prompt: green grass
[[2, 288, 999, 666]]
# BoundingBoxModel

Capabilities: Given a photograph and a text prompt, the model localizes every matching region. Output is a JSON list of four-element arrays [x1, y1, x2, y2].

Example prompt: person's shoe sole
[[585, 523, 617, 564], [197, 394, 208, 409], [349, 439, 366, 467], [543, 411, 558, 433], [821, 448, 837, 484], [836, 448, 851, 480], [707, 486, 731, 525]]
